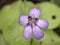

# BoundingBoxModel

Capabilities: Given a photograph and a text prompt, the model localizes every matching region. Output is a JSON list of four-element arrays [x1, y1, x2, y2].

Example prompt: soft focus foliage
[[37, 2, 60, 29], [0, 0, 60, 45]]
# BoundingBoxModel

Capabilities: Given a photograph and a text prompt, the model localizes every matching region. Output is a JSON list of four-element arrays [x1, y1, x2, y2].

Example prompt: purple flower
[[19, 8, 49, 40]]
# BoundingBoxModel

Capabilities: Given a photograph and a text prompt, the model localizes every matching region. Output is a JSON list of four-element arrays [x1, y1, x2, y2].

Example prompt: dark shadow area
[[53, 26, 60, 36], [54, 0, 60, 6], [0, 29, 3, 35], [22, 0, 50, 4], [0, 0, 17, 10], [40, 41, 42, 45], [52, 15, 56, 20]]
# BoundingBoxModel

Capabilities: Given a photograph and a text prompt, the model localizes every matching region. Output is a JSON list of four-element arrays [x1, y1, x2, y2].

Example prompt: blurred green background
[[0, 0, 60, 45]]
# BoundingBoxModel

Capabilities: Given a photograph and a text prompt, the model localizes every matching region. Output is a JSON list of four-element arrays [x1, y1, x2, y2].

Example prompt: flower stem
[[30, 38, 33, 45]]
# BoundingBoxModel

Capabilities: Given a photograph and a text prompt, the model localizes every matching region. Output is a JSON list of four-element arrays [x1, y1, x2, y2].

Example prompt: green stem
[[30, 38, 33, 45]]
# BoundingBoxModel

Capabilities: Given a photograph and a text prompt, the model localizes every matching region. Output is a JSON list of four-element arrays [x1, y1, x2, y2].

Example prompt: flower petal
[[36, 20, 49, 29], [29, 8, 40, 18], [23, 25, 32, 39], [19, 14, 28, 26], [33, 25, 44, 39]]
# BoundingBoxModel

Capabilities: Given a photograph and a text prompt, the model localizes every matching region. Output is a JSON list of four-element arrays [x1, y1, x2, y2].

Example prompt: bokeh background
[[0, 0, 60, 45]]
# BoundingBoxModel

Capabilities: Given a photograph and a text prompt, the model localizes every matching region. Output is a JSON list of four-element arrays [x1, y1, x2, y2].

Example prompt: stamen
[[35, 18, 38, 21], [27, 23, 30, 26], [28, 16, 31, 18], [33, 18, 38, 26]]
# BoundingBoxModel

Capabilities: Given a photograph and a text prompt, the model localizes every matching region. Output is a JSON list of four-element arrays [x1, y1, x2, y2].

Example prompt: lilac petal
[[33, 25, 44, 39], [36, 20, 49, 29], [19, 14, 28, 26], [29, 8, 40, 18], [23, 25, 32, 39]]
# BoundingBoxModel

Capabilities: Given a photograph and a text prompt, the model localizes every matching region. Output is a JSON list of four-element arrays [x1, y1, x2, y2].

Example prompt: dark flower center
[[29, 18, 35, 24], [28, 16, 37, 25]]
